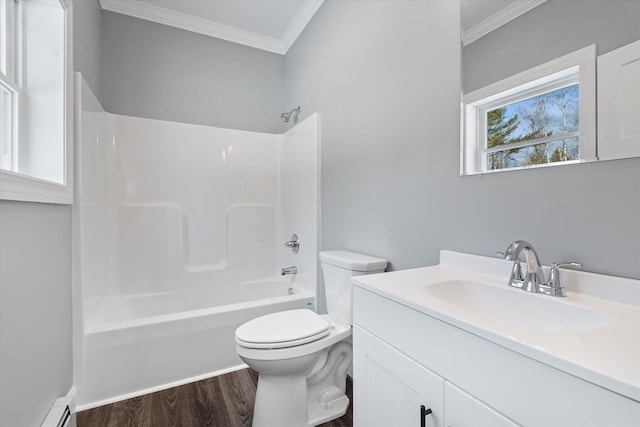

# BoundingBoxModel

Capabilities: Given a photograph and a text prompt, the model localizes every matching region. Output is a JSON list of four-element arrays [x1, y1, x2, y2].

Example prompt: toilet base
[[308, 394, 350, 426], [253, 373, 310, 427], [252, 373, 350, 427]]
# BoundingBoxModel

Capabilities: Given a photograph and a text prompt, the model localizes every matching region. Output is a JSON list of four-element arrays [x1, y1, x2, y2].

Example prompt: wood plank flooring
[[77, 369, 353, 427]]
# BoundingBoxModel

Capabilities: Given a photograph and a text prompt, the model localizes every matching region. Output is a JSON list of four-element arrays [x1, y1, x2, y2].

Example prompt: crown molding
[[99, 0, 324, 55], [280, 0, 324, 53], [463, 0, 546, 46]]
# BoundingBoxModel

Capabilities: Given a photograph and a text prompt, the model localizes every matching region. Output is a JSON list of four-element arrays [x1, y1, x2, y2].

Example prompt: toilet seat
[[236, 313, 352, 362], [237, 329, 330, 349], [235, 309, 330, 349]]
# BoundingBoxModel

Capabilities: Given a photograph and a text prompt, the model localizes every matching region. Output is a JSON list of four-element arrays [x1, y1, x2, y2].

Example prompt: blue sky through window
[[499, 84, 579, 143], [486, 84, 580, 169]]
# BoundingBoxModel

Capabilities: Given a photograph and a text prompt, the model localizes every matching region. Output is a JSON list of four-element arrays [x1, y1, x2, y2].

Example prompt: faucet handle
[[552, 262, 583, 270], [547, 262, 583, 296], [284, 234, 300, 254]]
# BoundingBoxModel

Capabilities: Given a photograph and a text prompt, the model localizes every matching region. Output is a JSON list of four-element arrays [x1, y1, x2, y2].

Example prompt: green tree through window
[[487, 107, 519, 170], [485, 84, 579, 170]]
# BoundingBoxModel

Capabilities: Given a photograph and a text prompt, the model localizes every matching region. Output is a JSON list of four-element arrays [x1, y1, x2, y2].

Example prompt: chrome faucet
[[502, 240, 582, 297], [500, 241, 525, 281], [281, 266, 297, 276], [505, 240, 546, 293]]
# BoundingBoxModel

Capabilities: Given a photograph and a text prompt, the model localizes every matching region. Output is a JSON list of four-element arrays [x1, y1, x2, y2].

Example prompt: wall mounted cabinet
[[597, 40, 640, 160]]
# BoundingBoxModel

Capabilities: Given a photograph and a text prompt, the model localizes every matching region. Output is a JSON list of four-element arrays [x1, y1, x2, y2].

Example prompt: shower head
[[281, 106, 301, 123]]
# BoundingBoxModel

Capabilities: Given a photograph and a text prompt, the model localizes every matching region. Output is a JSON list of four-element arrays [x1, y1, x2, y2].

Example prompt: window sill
[[460, 158, 594, 177], [0, 169, 72, 204]]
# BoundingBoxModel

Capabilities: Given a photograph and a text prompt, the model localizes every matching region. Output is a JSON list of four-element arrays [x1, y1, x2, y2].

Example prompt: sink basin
[[423, 280, 610, 333], [352, 251, 640, 402]]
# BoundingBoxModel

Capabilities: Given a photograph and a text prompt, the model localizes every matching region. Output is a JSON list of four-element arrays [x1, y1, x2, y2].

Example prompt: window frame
[[1, 0, 21, 173], [461, 45, 596, 176], [0, 0, 74, 204]]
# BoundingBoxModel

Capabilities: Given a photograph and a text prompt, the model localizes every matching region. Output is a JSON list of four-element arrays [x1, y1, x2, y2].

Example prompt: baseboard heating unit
[[41, 396, 73, 427]]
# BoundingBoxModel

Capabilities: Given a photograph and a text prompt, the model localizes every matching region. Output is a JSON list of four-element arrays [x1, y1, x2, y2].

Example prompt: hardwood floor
[[77, 369, 353, 427]]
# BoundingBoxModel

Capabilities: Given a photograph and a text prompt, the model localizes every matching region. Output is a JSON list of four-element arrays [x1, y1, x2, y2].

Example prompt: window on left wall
[[0, 0, 73, 204]]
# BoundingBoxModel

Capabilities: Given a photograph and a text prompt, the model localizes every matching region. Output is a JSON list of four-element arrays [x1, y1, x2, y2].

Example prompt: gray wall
[[285, 0, 640, 279], [0, 2, 103, 425], [101, 11, 286, 133], [0, 202, 73, 427], [284, 1, 462, 271], [463, 0, 640, 93], [74, 0, 103, 102]]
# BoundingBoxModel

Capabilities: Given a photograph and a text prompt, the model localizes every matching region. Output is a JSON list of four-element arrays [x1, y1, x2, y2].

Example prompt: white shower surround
[[72, 74, 321, 408]]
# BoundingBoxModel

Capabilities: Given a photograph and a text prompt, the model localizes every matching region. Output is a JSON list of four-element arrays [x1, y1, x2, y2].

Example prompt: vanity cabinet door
[[444, 382, 519, 427], [353, 326, 444, 427]]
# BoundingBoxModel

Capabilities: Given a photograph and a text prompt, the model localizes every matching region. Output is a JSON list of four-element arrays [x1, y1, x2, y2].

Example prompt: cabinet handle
[[420, 405, 432, 427]]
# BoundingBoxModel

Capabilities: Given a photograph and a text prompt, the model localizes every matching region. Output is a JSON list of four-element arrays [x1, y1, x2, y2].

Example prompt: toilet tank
[[319, 250, 387, 324]]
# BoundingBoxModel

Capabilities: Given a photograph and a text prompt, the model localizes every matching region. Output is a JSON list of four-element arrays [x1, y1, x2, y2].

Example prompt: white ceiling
[[100, 0, 546, 53]]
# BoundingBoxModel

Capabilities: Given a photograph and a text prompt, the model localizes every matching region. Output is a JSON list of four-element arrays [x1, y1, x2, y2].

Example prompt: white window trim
[[461, 45, 596, 176], [0, 0, 74, 204], [1, 0, 18, 82], [1, 0, 20, 173]]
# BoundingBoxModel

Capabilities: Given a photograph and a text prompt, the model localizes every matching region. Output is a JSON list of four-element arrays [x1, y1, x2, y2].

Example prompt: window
[[0, 0, 73, 204], [1, 0, 19, 172], [462, 46, 596, 175]]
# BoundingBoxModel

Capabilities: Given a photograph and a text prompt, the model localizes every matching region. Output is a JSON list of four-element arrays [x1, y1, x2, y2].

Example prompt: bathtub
[[76, 278, 315, 410]]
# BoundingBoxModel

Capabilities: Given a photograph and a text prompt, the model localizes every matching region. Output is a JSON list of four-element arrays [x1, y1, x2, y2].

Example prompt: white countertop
[[352, 250, 640, 402]]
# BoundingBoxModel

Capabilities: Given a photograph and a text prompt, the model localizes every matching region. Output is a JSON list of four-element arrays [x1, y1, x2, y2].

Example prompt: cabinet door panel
[[353, 326, 444, 427], [444, 382, 519, 427], [598, 40, 640, 160]]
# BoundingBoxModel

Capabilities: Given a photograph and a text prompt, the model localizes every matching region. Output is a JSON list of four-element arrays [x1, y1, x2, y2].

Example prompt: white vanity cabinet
[[352, 282, 640, 427], [353, 324, 518, 427], [444, 382, 519, 427], [353, 325, 444, 427]]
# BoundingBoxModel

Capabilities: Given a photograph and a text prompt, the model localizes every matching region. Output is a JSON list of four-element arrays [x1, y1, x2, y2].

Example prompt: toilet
[[235, 250, 387, 427]]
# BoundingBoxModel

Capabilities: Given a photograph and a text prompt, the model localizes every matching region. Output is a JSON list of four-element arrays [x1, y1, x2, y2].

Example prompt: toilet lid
[[235, 309, 330, 349]]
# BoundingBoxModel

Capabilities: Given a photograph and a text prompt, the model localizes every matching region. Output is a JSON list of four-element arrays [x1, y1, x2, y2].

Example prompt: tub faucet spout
[[281, 266, 297, 276]]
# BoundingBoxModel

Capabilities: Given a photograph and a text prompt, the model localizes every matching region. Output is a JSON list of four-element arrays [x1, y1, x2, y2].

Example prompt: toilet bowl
[[236, 310, 352, 427], [235, 250, 387, 427]]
